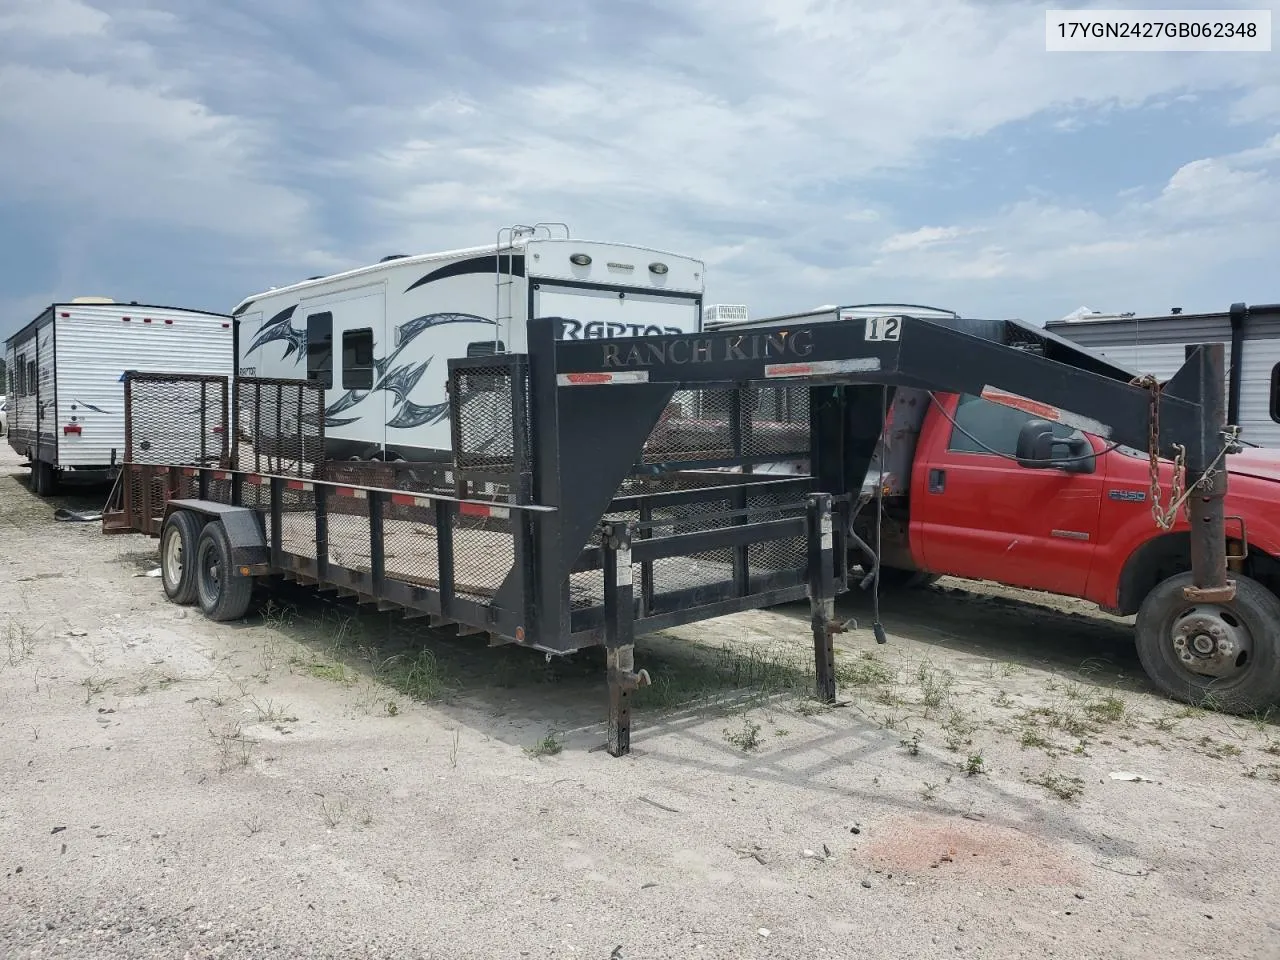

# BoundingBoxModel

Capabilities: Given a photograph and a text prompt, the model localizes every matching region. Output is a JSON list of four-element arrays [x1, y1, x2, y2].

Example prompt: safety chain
[[1130, 374, 1187, 531]]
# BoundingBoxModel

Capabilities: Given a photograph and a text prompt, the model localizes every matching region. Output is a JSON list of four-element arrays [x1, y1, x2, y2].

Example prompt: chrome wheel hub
[[1171, 606, 1252, 680]]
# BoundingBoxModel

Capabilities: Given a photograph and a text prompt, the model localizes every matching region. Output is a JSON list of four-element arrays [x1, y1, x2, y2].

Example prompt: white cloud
[[879, 226, 978, 254]]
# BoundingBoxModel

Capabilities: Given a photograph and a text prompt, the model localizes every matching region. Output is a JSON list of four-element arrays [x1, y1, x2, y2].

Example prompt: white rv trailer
[[1045, 303, 1280, 447], [5, 298, 234, 494], [231, 224, 706, 462]]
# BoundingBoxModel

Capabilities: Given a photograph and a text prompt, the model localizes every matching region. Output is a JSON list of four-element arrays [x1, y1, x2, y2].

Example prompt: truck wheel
[[194, 522, 254, 622], [160, 510, 203, 605], [876, 566, 941, 590], [1135, 572, 1280, 714]]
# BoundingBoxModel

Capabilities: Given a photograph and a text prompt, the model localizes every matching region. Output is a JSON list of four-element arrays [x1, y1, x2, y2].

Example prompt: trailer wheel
[[195, 522, 254, 622], [1135, 572, 1280, 714], [160, 510, 203, 605], [30, 460, 56, 496]]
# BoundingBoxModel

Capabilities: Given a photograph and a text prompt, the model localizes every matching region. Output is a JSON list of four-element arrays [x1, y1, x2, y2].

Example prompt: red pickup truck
[[852, 388, 1280, 713]]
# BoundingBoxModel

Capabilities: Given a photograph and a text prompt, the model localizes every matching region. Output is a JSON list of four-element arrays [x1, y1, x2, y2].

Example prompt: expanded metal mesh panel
[[450, 361, 528, 473], [741, 386, 809, 456], [452, 514, 515, 601], [746, 490, 807, 571], [640, 387, 810, 466], [643, 390, 734, 463], [279, 487, 317, 559], [126, 374, 228, 466], [326, 492, 371, 571], [647, 496, 735, 594], [382, 499, 441, 589], [235, 378, 325, 478]]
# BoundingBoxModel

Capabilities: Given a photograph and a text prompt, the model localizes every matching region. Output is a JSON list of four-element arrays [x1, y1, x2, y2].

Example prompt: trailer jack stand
[[606, 647, 650, 758]]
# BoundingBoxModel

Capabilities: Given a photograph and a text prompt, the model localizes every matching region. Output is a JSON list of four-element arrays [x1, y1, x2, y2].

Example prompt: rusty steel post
[[808, 493, 838, 703], [602, 521, 648, 757], [1184, 342, 1234, 604]]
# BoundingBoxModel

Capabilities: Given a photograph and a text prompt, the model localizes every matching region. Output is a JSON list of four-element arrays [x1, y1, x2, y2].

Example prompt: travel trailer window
[[342, 328, 374, 390], [27, 360, 35, 396], [14, 354, 25, 394], [306, 312, 333, 389]]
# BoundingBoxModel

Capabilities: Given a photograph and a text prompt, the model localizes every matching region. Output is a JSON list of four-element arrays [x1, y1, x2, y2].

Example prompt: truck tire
[[194, 521, 254, 622], [876, 566, 941, 590], [160, 510, 203, 605], [1135, 571, 1280, 714]]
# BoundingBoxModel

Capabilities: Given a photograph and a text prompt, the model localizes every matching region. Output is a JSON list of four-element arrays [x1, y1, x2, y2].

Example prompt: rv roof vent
[[71, 296, 114, 304], [380, 254, 410, 262]]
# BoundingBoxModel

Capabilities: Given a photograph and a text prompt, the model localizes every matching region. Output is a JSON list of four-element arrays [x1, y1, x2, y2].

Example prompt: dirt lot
[[1, 445, 1278, 960]]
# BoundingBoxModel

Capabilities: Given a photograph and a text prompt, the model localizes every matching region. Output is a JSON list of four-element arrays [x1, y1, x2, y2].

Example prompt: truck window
[[306, 312, 333, 389], [946, 393, 1072, 456], [342, 328, 374, 390]]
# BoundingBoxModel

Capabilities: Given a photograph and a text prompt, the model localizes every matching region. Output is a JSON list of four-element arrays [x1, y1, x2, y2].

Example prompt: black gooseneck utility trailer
[[104, 311, 1238, 755]]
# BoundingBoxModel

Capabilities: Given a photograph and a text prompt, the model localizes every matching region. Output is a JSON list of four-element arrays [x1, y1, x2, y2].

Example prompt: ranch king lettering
[[601, 328, 816, 368]]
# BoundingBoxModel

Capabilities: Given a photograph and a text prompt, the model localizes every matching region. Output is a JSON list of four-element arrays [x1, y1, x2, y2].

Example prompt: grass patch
[[1027, 771, 1085, 801], [306, 660, 355, 686], [1083, 694, 1126, 725], [723, 716, 764, 752], [381, 649, 452, 702], [3, 619, 37, 667], [838, 651, 896, 688], [524, 732, 564, 759]]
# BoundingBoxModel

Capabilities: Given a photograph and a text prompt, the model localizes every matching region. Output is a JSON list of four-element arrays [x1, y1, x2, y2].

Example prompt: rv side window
[[342, 328, 375, 390], [306, 312, 333, 389], [27, 360, 36, 397], [14, 354, 24, 394], [1271, 363, 1280, 424]]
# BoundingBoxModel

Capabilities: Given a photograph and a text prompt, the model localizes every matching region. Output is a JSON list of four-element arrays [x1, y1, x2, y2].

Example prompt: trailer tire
[[31, 460, 56, 496], [160, 510, 203, 605], [1135, 571, 1280, 714], [195, 522, 254, 622]]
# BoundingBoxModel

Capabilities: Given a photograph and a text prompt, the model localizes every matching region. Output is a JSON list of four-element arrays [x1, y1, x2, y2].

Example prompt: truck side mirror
[[1015, 419, 1055, 467], [1015, 418, 1097, 474]]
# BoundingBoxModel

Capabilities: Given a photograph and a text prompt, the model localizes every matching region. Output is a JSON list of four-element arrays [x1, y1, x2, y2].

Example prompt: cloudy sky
[[1, 0, 1277, 338]]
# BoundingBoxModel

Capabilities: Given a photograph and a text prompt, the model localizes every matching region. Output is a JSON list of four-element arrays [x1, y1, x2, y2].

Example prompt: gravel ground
[[1, 445, 1278, 960]]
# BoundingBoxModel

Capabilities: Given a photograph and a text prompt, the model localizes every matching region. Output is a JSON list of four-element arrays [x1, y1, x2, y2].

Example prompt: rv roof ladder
[[494, 223, 572, 353]]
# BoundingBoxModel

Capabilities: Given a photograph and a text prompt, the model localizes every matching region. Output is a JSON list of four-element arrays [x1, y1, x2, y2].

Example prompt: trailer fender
[[162, 499, 269, 572]]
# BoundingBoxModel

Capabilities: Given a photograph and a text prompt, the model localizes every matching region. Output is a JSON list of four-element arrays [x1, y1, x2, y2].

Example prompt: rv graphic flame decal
[[245, 305, 306, 360]]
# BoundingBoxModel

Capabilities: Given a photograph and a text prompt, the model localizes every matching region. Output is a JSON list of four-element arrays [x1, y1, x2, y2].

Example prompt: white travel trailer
[[1046, 302, 1280, 447], [5, 298, 233, 494], [232, 224, 706, 462]]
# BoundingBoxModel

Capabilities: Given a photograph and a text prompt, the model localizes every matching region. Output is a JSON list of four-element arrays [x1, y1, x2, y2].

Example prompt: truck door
[[914, 393, 1104, 596]]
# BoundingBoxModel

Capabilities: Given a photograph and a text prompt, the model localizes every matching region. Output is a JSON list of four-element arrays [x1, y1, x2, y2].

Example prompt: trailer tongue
[[105, 310, 1236, 755]]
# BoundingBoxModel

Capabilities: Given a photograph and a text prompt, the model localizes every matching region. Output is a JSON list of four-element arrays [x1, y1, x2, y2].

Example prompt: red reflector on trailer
[[459, 502, 510, 519], [221, 323, 230, 328], [389, 493, 416, 507], [60, 312, 69, 318], [121, 316, 130, 322], [63, 424, 82, 435], [143, 318, 152, 324], [164, 319, 173, 325]]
